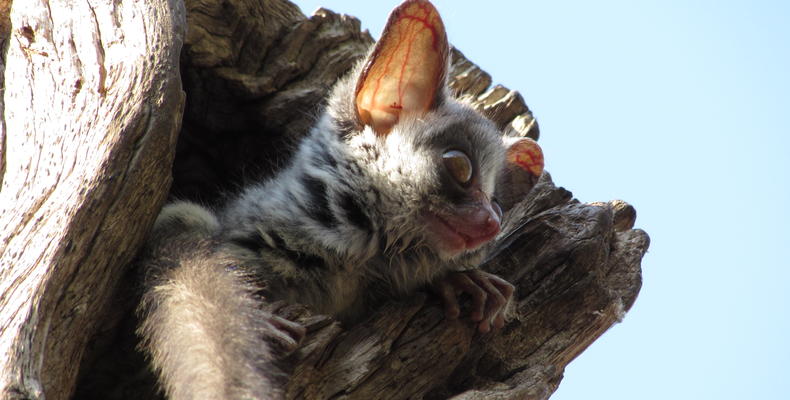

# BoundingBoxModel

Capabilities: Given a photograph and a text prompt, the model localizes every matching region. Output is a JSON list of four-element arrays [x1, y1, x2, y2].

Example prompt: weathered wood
[[1, 0, 648, 399], [172, 0, 374, 202], [164, 2, 648, 397], [276, 178, 648, 400], [0, 0, 186, 399]]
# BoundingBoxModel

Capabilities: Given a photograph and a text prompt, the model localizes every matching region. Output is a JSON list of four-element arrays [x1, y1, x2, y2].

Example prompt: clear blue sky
[[293, 1, 790, 399]]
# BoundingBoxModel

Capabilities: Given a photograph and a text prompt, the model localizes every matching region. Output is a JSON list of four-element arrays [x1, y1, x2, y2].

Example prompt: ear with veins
[[355, 0, 449, 136]]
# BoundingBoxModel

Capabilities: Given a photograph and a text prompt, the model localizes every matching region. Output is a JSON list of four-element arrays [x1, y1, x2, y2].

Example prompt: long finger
[[448, 272, 487, 323], [433, 279, 461, 319], [487, 274, 515, 329], [467, 272, 507, 320]]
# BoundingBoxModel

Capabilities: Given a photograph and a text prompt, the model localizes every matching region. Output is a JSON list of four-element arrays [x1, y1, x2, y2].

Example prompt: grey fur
[[138, 205, 299, 399], [136, 16, 538, 399]]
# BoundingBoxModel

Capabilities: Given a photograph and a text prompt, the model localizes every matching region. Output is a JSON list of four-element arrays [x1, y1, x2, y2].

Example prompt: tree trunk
[[0, 0, 649, 399], [0, 0, 185, 399]]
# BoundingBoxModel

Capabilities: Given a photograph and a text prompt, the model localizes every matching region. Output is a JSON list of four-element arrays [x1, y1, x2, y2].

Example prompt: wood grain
[[0, 0, 648, 398]]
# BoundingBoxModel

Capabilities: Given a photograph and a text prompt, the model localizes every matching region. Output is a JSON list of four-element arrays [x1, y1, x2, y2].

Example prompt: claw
[[431, 270, 514, 333], [263, 314, 306, 355]]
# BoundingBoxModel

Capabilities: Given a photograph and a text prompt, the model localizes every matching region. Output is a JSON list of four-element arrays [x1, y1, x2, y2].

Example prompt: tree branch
[[0, 0, 648, 399]]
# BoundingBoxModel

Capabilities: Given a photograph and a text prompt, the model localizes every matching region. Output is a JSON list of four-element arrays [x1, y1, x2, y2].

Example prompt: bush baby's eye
[[443, 150, 473, 185]]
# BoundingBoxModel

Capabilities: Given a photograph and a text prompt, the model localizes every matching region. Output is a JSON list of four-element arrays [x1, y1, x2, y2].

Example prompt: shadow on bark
[[0, 0, 647, 399]]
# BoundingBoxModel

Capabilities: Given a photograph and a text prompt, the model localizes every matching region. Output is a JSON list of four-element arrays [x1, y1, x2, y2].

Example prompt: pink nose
[[452, 199, 501, 249], [471, 190, 501, 235], [471, 202, 501, 237]]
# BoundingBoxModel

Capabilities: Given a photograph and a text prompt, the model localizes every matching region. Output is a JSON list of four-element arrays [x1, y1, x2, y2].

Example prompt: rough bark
[[0, 0, 185, 399], [0, 0, 649, 399]]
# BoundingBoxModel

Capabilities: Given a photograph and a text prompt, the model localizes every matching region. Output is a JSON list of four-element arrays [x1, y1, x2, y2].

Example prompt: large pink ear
[[496, 137, 545, 211], [355, 0, 449, 135], [506, 137, 544, 177]]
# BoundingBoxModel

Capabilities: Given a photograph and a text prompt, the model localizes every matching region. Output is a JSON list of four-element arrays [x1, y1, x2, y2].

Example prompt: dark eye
[[442, 150, 473, 185]]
